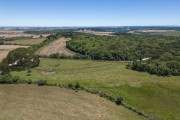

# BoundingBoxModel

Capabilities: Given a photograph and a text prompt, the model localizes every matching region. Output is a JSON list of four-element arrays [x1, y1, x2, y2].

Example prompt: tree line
[[66, 33, 180, 76]]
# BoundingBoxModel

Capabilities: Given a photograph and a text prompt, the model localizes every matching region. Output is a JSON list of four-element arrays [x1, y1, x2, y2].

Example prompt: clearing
[[0, 84, 145, 120], [38, 38, 75, 57], [0, 45, 29, 62], [11, 59, 180, 120], [4, 38, 45, 45]]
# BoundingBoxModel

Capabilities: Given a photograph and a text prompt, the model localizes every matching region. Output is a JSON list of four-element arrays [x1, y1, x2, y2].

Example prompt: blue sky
[[0, 0, 180, 26]]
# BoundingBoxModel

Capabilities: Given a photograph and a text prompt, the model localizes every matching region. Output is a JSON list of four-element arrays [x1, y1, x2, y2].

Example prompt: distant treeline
[[24, 29, 75, 34], [78, 26, 180, 32]]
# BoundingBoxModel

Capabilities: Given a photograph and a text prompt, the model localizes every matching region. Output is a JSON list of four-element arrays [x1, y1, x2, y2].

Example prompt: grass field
[[11, 59, 180, 120], [4, 38, 45, 45], [0, 84, 145, 120]]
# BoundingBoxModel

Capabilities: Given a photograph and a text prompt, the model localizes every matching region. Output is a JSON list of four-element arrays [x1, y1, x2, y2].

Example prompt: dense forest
[[67, 33, 180, 76]]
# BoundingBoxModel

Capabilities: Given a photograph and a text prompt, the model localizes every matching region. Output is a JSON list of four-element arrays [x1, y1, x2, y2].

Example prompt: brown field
[[0, 30, 49, 38], [0, 84, 146, 120], [78, 30, 114, 36], [4, 38, 45, 45], [38, 38, 75, 57], [0, 45, 29, 62]]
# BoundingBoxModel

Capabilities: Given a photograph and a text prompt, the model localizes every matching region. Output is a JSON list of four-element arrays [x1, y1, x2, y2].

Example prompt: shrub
[[27, 79, 32, 84], [26, 73, 31, 76], [115, 97, 123, 105], [0, 74, 12, 84], [27, 70, 32, 73], [74, 54, 91, 60], [12, 76, 20, 83], [75, 82, 80, 89], [37, 79, 47, 86], [50, 53, 60, 59], [0, 74, 20, 84], [67, 83, 73, 88]]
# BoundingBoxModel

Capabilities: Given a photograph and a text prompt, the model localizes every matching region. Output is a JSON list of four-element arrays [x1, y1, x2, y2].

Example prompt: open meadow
[[11, 59, 180, 120], [0, 84, 146, 120]]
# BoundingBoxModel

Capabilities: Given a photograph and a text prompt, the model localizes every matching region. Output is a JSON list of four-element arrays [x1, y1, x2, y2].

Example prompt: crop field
[[38, 38, 75, 57], [0, 45, 28, 62], [11, 59, 180, 120], [78, 30, 114, 36], [0, 84, 145, 120], [4, 38, 45, 45], [0, 30, 49, 38], [133, 30, 180, 36]]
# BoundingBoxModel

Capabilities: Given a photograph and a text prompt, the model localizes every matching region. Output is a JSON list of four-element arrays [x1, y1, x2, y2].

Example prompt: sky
[[0, 0, 180, 26]]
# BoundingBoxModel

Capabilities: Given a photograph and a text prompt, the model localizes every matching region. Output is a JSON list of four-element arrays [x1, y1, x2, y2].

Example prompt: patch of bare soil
[[39, 38, 75, 57]]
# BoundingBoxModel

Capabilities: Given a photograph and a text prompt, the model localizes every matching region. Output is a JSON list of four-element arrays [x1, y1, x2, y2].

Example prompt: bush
[[37, 79, 47, 86], [27, 70, 32, 73], [0, 74, 20, 84], [115, 97, 123, 105], [67, 83, 73, 88], [75, 82, 80, 89], [26, 73, 31, 76], [12, 76, 20, 83], [27, 79, 32, 84], [50, 53, 60, 59], [74, 54, 91, 60]]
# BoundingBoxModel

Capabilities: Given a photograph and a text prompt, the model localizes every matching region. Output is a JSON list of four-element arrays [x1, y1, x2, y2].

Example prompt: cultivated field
[[0, 45, 29, 62], [0, 30, 49, 38], [138, 30, 175, 33], [128, 30, 180, 36], [38, 38, 75, 57], [0, 84, 145, 120], [11, 59, 180, 120], [4, 38, 45, 45], [78, 30, 114, 36]]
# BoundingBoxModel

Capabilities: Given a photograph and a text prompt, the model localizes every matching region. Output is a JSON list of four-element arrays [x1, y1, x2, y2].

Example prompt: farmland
[[0, 30, 49, 38], [0, 45, 28, 62], [4, 38, 45, 45], [0, 28, 180, 120], [11, 59, 180, 120]]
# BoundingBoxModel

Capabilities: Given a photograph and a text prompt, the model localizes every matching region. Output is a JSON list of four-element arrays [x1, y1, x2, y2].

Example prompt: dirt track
[[38, 38, 75, 57]]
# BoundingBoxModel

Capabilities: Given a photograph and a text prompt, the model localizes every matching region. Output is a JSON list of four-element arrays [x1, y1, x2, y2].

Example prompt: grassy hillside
[[11, 59, 180, 120], [0, 84, 145, 120]]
